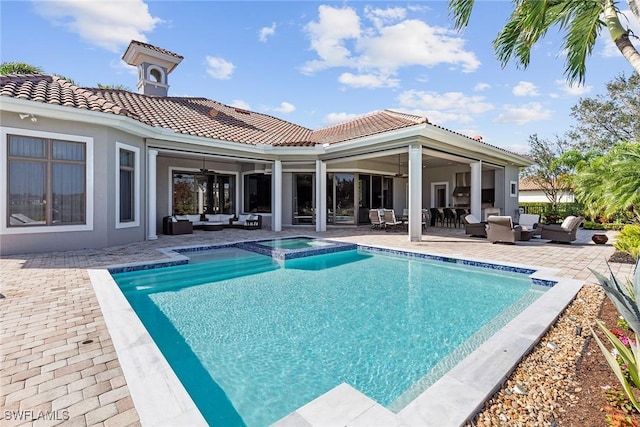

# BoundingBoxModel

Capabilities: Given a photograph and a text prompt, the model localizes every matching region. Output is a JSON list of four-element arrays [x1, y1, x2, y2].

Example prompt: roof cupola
[[122, 40, 183, 97]]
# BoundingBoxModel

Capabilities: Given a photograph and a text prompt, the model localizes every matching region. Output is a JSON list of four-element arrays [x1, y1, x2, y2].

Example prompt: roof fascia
[[419, 124, 533, 167]]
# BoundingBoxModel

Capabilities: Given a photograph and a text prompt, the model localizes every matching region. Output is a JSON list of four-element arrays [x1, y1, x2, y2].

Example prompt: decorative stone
[[592, 233, 608, 244]]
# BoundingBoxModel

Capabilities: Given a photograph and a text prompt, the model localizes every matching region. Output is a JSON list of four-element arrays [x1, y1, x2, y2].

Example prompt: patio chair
[[369, 209, 385, 229], [517, 213, 541, 237], [540, 216, 584, 243], [463, 214, 487, 237], [455, 208, 468, 227], [443, 208, 457, 227], [429, 208, 443, 226], [486, 216, 522, 244], [382, 209, 403, 231]]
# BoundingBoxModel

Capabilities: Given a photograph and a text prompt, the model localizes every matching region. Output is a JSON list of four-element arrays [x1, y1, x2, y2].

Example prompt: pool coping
[[88, 239, 582, 427]]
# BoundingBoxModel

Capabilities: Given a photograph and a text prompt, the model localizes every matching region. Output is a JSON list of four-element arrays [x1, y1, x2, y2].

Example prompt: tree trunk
[[605, 0, 640, 75], [614, 33, 640, 76]]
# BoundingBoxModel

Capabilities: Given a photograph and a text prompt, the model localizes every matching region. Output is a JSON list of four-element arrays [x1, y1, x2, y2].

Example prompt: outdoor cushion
[[465, 214, 481, 224]]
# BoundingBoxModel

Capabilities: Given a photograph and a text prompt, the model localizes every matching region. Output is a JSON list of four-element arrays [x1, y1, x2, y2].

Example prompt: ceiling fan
[[394, 154, 408, 178]]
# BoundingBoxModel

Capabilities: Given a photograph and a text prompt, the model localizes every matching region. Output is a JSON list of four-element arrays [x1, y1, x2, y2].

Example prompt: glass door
[[293, 173, 314, 224], [334, 173, 355, 224]]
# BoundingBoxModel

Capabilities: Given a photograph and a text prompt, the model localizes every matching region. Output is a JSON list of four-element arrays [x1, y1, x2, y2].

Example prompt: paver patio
[[1, 226, 635, 426]]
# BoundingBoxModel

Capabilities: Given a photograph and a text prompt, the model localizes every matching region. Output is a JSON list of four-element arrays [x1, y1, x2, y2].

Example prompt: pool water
[[256, 237, 332, 249], [112, 248, 544, 427]]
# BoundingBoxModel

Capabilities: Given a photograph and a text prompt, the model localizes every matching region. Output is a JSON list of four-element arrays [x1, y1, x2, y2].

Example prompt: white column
[[235, 172, 241, 216], [470, 161, 482, 220], [408, 144, 423, 241], [272, 160, 282, 232], [147, 149, 158, 240], [315, 160, 327, 232]]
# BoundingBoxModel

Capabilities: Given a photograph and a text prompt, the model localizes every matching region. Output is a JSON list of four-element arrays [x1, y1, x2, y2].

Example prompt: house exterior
[[0, 41, 533, 256], [518, 178, 575, 204]]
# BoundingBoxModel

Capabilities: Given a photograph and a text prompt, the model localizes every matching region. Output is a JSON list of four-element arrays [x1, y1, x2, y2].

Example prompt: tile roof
[[0, 73, 530, 162], [93, 89, 313, 145], [0, 74, 133, 117], [124, 40, 184, 60], [310, 110, 427, 145]]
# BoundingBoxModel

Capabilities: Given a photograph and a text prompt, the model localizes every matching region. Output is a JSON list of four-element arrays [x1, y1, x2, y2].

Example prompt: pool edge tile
[[88, 269, 208, 427]]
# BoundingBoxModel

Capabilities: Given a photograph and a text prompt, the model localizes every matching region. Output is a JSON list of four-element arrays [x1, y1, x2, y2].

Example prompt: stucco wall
[[1, 112, 148, 255]]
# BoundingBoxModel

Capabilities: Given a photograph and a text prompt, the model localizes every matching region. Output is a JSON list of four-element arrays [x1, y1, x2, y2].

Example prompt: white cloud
[[271, 102, 296, 113], [34, 0, 161, 52], [259, 22, 276, 42], [474, 82, 490, 92], [338, 72, 399, 88], [302, 5, 361, 73], [302, 5, 480, 78], [230, 100, 251, 110], [396, 89, 494, 125], [554, 79, 593, 96], [364, 5, 406, 29], [494, 102, 553, 125], [512, 81, 539, 97], [110, 59, 137, 77], [205, 56, 235, 80], [324, 112, 360, 125]]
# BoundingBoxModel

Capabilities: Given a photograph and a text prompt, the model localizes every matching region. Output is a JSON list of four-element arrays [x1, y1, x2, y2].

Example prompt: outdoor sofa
[[540, 215, 584, 243]]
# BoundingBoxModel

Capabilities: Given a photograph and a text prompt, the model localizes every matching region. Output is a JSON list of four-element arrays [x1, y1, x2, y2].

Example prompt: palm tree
[[0, 62, 43, 75], [573, 141, 640, 221], [448, 0, 640, 84]]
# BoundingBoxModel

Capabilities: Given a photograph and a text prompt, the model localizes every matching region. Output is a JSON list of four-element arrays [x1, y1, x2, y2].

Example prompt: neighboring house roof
[[519, 178, 575, 191], [0, 73, 530, 162]]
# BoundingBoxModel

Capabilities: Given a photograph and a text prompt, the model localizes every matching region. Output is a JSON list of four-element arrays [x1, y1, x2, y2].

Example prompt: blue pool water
[[256, 237, 332, 249], [112, 248, 545, 427]]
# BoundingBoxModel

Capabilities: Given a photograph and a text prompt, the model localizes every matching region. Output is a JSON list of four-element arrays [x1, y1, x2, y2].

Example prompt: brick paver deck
[[1, 226, 635, 426]]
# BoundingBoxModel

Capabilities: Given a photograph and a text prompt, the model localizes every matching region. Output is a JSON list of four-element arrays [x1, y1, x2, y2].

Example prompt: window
[[244, 173, 271, 213], [510, 180, 518, 197], [116, 143, 139, 228], [6, 133, 88, 228]]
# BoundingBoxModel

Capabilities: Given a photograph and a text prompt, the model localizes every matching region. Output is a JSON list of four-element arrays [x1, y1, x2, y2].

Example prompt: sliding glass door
[[293, 173, 314, 224]]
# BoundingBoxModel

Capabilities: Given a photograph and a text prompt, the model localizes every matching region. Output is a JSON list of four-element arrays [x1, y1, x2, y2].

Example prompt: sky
[[1, 0, 638, 154]]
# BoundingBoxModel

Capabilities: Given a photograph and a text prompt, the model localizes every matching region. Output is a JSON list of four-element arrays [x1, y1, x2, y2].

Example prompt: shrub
[[615, 225, 640, 260], [584, 221, 606, 230], [591, 260, 640, 410]]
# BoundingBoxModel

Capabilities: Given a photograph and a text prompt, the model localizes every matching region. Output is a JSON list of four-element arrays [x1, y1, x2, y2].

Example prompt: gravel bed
[[467, 285, 606, 426]]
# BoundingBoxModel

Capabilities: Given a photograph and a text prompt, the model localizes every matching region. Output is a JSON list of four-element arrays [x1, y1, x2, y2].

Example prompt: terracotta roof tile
[[0, 74, 532, 162], [124, 40, 184, 60], [310, 110, 427, 145], [0, 74, 134, 118]]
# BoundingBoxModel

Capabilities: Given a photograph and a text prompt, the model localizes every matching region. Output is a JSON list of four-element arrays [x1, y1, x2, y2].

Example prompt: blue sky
[[1, 1, 638, 153]]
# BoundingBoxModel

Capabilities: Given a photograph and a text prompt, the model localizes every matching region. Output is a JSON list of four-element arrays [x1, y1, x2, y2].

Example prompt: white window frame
[[115, 142, 140, 229], [1, 126, 94, 235], [510, 180, 518, 198]]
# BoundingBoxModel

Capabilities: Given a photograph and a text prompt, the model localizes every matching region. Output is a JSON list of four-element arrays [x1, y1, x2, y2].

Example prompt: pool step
[[115, 258, 279, 293], [113, 254, 269, 281]]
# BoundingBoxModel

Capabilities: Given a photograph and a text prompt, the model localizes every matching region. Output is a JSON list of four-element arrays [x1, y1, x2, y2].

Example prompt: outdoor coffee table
[[520, 229, 534, 241], [202, 222, 224, 231]]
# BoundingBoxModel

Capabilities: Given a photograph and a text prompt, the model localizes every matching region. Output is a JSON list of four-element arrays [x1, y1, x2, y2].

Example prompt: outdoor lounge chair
[[463, 214, 487, 237], [382, 209, 403, 231], [369, 209, 385, 229], [540, 215, 584, 243], [162, 216, 193, 235], [517, 213, 541, 236], [486, 216, 522, 244]]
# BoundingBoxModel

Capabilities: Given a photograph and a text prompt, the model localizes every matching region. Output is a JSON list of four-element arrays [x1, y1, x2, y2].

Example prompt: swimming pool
[[111, 245, 547, 426]]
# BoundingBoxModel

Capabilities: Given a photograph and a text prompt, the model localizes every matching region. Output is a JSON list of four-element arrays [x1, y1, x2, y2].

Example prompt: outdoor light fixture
[[19, 113, 37, 122]]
